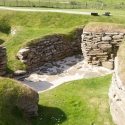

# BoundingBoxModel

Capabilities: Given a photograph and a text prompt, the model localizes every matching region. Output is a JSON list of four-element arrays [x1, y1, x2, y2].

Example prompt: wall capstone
[[0, 46, 7, 76]]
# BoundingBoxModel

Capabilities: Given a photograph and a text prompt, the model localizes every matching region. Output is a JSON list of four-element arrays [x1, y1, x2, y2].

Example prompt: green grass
[[1, 10, 125, 72], [30, 74, 114, 125], [0, 74, 114, 125], [1, 0, 125, 10]]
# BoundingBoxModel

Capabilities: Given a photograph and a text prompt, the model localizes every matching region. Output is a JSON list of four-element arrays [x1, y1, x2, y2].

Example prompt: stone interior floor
[[15, 54, 113, 93]]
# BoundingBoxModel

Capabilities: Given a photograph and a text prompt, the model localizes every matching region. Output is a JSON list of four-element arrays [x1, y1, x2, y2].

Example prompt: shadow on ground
[[21, 80, 53, 92], [31, 105, 67, 125]]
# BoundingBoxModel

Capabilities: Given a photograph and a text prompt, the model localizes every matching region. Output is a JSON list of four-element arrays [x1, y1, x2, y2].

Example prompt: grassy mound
[[0, 77, 37, 125], [117, 40, 125, 83], [31, 74, 114, 125], [84, 22, 125, 33]]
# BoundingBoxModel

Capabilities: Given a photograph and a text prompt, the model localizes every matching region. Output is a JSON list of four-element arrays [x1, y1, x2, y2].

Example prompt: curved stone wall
[[109, 57, 125, 125], [17, 28, 82, 69]]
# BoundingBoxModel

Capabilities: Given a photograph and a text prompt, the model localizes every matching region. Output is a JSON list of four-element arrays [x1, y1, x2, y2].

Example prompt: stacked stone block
[[81, 32, 125, 69], [0, 46, 7, 76], [109, 57, 125, 125], [17, 29, 82, 69]]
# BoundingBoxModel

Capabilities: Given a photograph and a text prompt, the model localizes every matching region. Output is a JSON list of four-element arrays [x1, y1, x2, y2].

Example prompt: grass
[[0, 10, 125, 72], [1, 0, 125, 10], [0, 74, 114, 125], [30, 74, 114, 125]]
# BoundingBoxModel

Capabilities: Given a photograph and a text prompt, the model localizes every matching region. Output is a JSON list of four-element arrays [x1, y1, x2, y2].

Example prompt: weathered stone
[[93, 37, 101, 41], [28, 52, 35, 59], [98, 44, 112, 53], [96, 52, 108, 56], [18, 48, 30, 55], [14, 70, 27, 76], [113, 35, 123, 40], [83, 32, 91, 35], [17, 87, 39, 117], [0, 71, 6, 76], [102, 61, 113, 69], [105, 32, 118, 35], [92, 60, 100, 65], [84, 36, 93, 40], [102, 36, 112, 41], [98, 41, 110, 44]]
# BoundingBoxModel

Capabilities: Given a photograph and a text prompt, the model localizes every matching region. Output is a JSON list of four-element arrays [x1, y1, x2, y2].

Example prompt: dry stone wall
[[17, 88, 39, 117], [0, 46, 7, 76], [81, 32, 125, 69], [109, 57, 125, 125], [17, 29, 82, 69]]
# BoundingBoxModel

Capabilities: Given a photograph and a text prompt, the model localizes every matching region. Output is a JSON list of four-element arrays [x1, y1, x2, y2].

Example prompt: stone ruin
[[17, 28, 82, 69], [1, 23, 125, 123], [81, 32, 125, 69], [0, 46, 7, 76]]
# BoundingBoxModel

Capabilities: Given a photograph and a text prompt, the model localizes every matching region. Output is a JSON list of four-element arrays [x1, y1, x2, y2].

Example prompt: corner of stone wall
[[0, 46, 7, 76], [81, 31, 125, 69]]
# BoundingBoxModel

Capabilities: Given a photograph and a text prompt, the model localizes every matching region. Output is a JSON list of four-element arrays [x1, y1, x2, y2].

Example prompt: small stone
[[113, 35, 123, 40], [102, 36, 112, 41], [102, 61, 114, 69], [98, 44, 112, 53], [44, 63, 53, 68], [56, 69, 62, 74], [66, 62, 76, 66], [14, 70, 26, 76]]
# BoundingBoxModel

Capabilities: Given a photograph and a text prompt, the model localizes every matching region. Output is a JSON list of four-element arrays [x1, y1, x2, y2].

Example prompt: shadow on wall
[[31, 105, 67, 125], [0, 39, 5, 45]]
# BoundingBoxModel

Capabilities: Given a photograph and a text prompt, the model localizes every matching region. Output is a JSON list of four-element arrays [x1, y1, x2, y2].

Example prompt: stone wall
[[17, 87, 39, 117], [0, 46, 7, 76], [109, 57, 125, 125], [17, 28, 82, 69], [81, 32, 125, 69]]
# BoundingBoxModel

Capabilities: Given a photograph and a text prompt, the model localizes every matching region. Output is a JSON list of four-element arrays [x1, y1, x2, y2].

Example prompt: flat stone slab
[[83, 71, 101, 78], [14, 70, 26, 76], [67, 69, 77, 75], [46, 75, 59, 82]]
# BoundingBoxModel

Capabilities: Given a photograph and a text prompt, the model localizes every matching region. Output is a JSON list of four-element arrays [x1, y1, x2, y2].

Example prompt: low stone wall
[[0, 46, 7, 76], [81, 32, 125, 69], [109, 57, 125, 125], [17, 29, 82, 69], [17, 87, 39, 117]]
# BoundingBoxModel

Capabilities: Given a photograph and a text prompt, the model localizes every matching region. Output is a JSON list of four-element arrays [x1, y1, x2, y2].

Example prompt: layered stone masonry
[[0, 46, 7, 76], [17, 89, 39, 117], [17, 29, 82, 69], [81, 32, 125, 69], [109, 57, 125, 125]]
